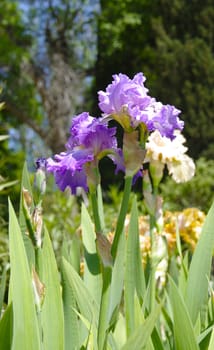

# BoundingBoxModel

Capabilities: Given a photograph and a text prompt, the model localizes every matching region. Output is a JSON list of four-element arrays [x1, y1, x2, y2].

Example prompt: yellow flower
[[163, 208, 205, 251]]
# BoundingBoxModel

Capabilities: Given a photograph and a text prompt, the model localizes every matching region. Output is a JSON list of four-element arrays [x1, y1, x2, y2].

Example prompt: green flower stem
[[97, 183, 105, 232], [90, 188, 102, 233], [111, 175, 133, 260]]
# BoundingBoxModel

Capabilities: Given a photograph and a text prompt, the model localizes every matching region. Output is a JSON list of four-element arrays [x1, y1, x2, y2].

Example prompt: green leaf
[[61, 236, 81, 273], [208, 327, 214, 350], [169, 276, 199, 350], [0, 303, 13, 349], [37, 228, 64, 350], [0, 268, 7, 314], [0, 135, 9, 142], [112, 312, 126, 349], [151, 326, 165, 350], [73, 310, 95, 350], [61, 257, 99, 348], [19, 162, 34, 233], [97, 267, 112, 350], [8, 199, 41, 350], [124, 197, 145, 336], [0, 180, 18, 191], [198, 325, 213, 349], [178, 252, 189, 298], [185, 201, 214, 324], [81, 204, 102, 305], [108, 231, 126, 326], [61, 261, 80, 350], [121, 305, 161, 350], [19, 162, 35, 266]]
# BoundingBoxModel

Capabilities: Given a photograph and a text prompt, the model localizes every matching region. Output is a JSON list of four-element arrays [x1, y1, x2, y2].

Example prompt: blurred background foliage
[[0, 0, 214, 250], [160, 157, 214, 212]]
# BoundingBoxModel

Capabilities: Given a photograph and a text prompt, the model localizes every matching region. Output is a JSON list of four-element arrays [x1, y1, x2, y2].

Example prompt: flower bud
[[35, 158, 47, 195], [32, 267, 45, 311], [96, 232, 113, 267], [123, 131, 146, 177]]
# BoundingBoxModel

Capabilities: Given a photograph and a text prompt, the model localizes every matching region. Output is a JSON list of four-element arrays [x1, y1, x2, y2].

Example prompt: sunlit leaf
[[0, 180, 18, 191], [108, 231, 126, 327], [37, 228, 64, 350], [8, 199, 41, 349], [185, 201, 214, 324], [61, 252, 80, 350], [0, 135, 8, 142], [19, 162, 35, 266], [169, 276, 199, 350], [208, 327, 214, 350], [81, 203, 102, 305], [121, 304, 160, 350], [61, 257, 99, 348], [124, 197, 145, 336]]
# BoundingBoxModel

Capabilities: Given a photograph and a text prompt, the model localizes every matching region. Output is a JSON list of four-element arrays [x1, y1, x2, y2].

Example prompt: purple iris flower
[[98, 73, 150, 114], [148, 102, 184, 139], [35, 157, 47, 170], [46, 112, 122, 194], [98, 73, 184, 139]]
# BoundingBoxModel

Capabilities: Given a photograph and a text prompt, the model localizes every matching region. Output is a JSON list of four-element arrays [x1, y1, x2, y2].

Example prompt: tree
[[0, 0, 98, 154], [93, 0, 214, 159]]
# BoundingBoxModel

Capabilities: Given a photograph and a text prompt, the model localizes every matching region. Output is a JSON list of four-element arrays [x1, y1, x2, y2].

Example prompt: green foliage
[[0, 119, 24, 275], [169, 277, 199, 350], [43, 186, 81, 261], [93, 0, 214, 160], [160, 157, 214, 212], [0, 0, 40, 128], [37, 229, 64, 349], [0, 0, 99, 155], [1, 164, 214, 349], [8, 199, 41, 349]]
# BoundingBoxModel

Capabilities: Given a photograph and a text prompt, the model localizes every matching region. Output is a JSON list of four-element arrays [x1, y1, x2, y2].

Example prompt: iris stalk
[[111, 175, 133, 260], [90, 189, 102, 234]]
